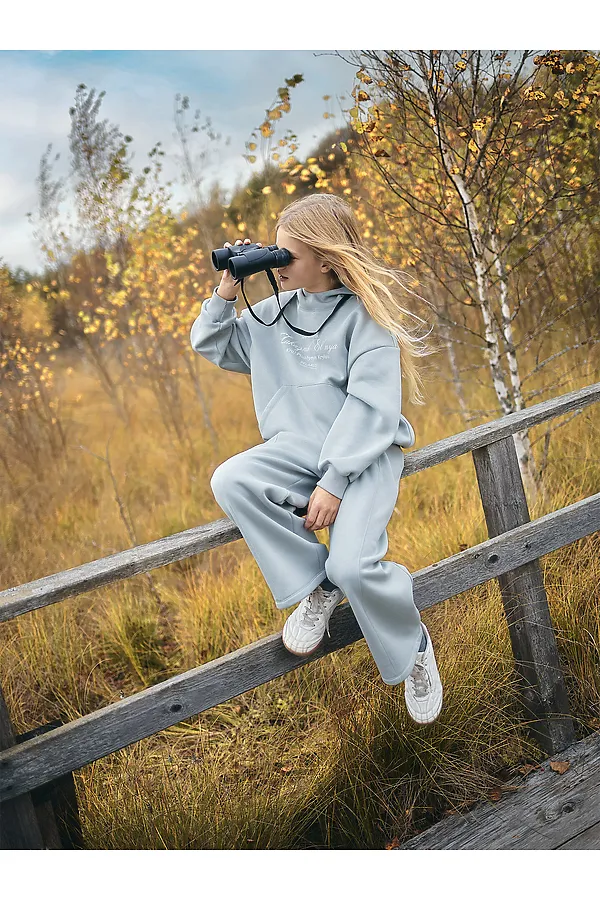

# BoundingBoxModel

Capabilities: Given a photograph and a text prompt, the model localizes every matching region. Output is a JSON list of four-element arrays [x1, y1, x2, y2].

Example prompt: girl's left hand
[[304, 486, 341, 531]]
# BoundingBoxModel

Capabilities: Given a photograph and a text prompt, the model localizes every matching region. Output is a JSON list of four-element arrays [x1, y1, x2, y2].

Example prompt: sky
[[0, 49, 360, 275], [1, 7, 587, 277]]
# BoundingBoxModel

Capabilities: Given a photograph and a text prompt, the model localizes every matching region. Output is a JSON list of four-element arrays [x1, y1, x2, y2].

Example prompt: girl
[[190, 193, 443, 724]]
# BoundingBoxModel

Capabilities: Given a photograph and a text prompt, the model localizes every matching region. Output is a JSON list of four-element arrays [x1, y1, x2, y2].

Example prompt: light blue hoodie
[[190, 283, 416, 500]]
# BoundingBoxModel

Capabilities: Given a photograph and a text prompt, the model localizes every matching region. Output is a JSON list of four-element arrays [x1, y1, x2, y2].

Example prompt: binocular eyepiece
[[211, 242, 291, 283]]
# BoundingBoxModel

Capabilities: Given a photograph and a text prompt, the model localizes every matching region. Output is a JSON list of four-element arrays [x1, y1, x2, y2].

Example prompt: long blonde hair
[[276, 193, 439, 406]]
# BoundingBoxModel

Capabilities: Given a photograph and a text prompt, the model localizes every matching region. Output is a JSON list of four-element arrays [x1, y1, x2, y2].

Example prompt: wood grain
[[472, 436, 575, 754]]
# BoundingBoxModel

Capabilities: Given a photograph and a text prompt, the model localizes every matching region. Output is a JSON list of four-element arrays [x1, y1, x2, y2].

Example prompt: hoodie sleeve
[[315, 317, 403, 501], [189, 287, 252, 375]]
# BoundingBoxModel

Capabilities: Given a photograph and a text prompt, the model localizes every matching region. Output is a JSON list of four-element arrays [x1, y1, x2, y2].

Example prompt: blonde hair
[[276, 193, 439, 406]]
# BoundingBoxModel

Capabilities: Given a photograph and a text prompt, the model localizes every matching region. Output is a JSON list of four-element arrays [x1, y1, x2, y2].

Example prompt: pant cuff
[[378, 623, 426, 686], [274, 568, 328, 609]]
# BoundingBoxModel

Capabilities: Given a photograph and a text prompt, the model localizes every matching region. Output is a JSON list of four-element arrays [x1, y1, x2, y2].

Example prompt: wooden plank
[[37, 772, 84, 849], [1, 382, 598, 626], [0, 685, 44, 849], [0, 491, 598, 804], [0, 516, 241, 625], [558, 820, 600, 849], [44, 774, 83, 849], [397, 729, 600, 849], [472, 436, 575, 755], [401, 380, 600, 478]]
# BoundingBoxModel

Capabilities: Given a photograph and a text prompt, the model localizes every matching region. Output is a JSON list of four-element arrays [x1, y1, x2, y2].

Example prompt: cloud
[[0, 50, 355, 273]]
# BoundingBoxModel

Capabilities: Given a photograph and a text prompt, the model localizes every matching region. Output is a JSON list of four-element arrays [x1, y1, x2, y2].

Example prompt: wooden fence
[[1, 381, 599, 849]]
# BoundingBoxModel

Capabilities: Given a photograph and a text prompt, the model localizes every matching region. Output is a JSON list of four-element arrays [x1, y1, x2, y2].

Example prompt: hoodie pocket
[[259, 383, 346, 442], [259, 385, 291, 437]]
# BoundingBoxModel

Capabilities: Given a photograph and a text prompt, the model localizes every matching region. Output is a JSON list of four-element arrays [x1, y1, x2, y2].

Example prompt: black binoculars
[[210, 240, 351, 337], [211, 242, 291, 283]]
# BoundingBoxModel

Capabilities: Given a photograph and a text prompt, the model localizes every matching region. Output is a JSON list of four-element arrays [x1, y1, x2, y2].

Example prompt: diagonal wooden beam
[[0, 492, 598, 804]]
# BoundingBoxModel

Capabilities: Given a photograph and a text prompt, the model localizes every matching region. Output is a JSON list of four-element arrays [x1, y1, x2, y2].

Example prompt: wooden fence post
[[0, 684, 44, 849], [15, 721, 84, 850], [472, 435, 576, 756]]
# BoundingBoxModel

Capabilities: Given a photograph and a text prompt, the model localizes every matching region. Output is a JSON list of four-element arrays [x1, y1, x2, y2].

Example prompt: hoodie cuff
[[205, 287, 237, 315], [316, 465, 350, 500]]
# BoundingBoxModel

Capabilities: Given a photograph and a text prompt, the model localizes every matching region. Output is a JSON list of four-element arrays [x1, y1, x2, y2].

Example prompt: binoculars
[[210, 239, 350, 338], [211, 242, 291, 283]]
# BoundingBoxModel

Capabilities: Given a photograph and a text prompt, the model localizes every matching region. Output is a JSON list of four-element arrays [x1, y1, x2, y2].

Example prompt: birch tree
[[337, 49, 600, 502]]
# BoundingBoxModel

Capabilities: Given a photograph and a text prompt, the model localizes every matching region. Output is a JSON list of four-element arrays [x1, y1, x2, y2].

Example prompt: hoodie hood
[[295, 284, 354, 310]]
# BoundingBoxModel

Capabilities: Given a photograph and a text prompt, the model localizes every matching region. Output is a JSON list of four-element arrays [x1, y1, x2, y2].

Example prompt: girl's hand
[[304, 486, 341, 531], [217, 237, 263, 300]]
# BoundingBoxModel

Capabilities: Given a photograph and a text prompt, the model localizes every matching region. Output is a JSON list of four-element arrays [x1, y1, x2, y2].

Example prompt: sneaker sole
[[281, 594, 345, 657], [405, 691, 444, 724], [282, 639, 323, 657]]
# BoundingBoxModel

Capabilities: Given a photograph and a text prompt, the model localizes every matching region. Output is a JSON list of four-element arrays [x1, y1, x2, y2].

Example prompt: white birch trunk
[[422, 79, 511, 415], [417, 54, 539, 506], [490, 230, 543, 503]]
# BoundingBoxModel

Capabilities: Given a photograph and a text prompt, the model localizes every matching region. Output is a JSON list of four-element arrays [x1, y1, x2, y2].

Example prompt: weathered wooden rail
[[397, 725, 600, 850], [1, 381, 599, 849]]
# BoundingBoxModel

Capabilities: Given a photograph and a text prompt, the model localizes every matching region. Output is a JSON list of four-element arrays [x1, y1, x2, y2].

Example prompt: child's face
[[276, 227, 340, 294]]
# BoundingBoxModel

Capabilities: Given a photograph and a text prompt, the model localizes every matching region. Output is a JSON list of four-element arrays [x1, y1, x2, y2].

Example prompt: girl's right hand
[[217, 237, 263, 301]]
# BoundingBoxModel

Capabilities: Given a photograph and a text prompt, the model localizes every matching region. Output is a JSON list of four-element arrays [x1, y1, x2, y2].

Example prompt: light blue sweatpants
[[209, 431, 424, 685]]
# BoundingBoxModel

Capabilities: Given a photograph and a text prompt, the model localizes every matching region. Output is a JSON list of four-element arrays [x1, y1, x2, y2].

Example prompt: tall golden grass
[[1, 340, 599, 849]]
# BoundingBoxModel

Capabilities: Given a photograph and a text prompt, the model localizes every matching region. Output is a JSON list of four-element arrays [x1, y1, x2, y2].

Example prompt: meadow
[[1, 49, 599, 849], [1, 340, 598, 849]]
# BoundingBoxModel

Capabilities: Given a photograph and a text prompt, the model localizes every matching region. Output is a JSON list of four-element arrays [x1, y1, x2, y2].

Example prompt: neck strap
[[235, 268, 352, 336]]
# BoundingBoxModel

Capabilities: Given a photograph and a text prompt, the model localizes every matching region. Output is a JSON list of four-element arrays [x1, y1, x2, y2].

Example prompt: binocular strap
[[235, 268, 352, 336]]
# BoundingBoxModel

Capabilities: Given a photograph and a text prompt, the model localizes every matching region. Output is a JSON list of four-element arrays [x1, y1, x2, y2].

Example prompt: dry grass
[[1, 346, 599, 849]]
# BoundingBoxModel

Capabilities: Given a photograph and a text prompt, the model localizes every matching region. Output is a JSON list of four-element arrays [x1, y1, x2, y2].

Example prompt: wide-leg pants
[[209, 431, 424, 685]]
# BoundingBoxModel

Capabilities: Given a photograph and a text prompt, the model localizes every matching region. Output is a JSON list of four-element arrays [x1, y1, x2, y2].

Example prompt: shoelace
[[301, 588, 338, 637], [408, 660, 431, 699]]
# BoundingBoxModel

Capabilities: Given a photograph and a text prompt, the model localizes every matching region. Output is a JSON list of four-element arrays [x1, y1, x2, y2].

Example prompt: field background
[[1, 50, 599, 849]]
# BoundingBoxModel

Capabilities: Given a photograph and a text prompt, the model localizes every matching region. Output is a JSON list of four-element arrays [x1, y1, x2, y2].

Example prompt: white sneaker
[[404, 622, 443, 724], [282, 583, 345, 656]]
